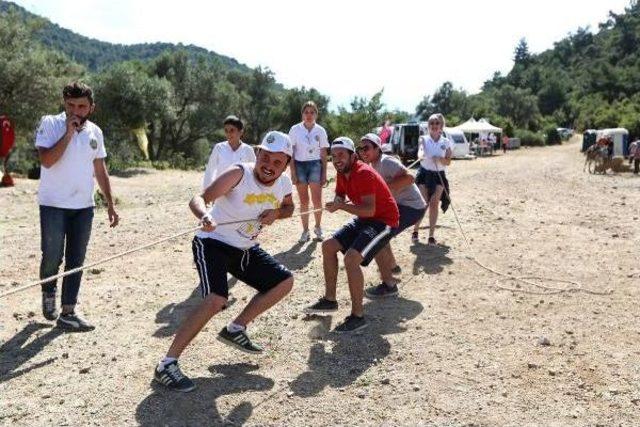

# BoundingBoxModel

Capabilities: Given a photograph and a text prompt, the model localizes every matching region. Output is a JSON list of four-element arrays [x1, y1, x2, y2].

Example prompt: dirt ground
[[1, 137, 639, 426]]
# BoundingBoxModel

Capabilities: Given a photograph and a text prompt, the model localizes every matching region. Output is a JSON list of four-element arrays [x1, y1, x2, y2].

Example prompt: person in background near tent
[[303, 137, 399, 332], [288, 101, 329, 243], [629, 139, 640, 174], [202, 115, 256, 190], [412, 113, 452, 245], [502, 134, 509, 154], [379, 119, 392, 145], [36, 81, 119, 331], [155, 131, 295, 392], [356, 133, 426, 298]]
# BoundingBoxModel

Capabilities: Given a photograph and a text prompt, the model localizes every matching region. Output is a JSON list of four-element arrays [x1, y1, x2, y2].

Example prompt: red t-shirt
[[335, 160, 399, 227]]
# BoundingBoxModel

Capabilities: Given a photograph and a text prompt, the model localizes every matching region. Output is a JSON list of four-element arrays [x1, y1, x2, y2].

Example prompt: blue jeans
[[39, 205, 94, 306], [294, 160, 322, 184]]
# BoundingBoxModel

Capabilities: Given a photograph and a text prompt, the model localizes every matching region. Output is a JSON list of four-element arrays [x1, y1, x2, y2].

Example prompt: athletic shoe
[[391, 265, 402, 274], [154, 360, 196, 392], [42, 291, 58, 321], [428, 237, 438, 246], [303, 297, 338, 314], [299, 230, 310, 243], [313, 226, 324, 241], [333, 315, 368, 333], [365, 282, 399, 299], [56, 312, 95, 332], [217, 327, 263, 354], [411, 231, 419, 243]]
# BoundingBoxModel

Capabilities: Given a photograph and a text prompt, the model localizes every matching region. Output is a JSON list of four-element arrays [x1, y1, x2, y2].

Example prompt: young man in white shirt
[[413, 113, 452, 245], [288, 101, 329, 242], [154, 131, 295, 392], [202, 115, 256, 190], [36, 82, 119, 331]]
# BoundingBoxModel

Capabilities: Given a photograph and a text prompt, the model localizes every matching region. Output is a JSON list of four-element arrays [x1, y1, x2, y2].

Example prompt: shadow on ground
[[136, 363, 273, 427], [410, 242, 452, 275], [0, 322, 63, 383], [290, 296, 423, 397]]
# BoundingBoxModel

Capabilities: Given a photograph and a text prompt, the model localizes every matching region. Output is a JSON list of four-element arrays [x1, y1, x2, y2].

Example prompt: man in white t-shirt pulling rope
[[154, 131, 295, 392], [36, 82, 119, 332]]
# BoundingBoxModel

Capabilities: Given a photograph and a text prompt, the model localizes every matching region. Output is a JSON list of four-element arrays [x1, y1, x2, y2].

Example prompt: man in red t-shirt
[[304, 136, 399, 333]]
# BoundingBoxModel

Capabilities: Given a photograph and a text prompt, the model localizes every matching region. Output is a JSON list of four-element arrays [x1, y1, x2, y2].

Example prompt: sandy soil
[[1, 137, 639, 426]]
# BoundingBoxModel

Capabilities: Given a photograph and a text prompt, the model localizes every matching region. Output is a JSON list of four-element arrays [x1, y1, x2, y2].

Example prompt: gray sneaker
[[42, 292, 58, 321], [365, 283, 399, 299], [56, 312, 95, 332], [154, 360, 196, 393], [333, 315, 368, 333], [217, 327, 263, 354]]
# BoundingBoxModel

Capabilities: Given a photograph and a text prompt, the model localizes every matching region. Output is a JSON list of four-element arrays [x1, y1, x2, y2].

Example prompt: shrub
[[515, 129, 545, 146], [545, 126, 562, 145]]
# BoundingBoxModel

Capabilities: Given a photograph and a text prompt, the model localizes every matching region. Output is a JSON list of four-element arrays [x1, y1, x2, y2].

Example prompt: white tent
[[452, 118, 502, 134]]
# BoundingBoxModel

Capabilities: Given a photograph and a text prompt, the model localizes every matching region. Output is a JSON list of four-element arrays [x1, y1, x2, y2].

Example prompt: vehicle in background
[[388, 123, 420, 164]]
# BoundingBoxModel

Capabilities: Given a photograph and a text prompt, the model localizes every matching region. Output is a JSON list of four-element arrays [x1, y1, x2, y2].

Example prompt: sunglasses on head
[[428, 121, 441, 126]]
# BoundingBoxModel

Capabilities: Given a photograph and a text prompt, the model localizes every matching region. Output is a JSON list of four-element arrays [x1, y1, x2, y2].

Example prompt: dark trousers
[[39, 205, 94, 306], [634, 158, 639, 174]]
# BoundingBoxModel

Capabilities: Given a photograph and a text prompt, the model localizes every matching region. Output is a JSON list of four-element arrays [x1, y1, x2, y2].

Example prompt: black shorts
[[192, 237, 292, 299], [333, 218, 394, 266], [392, 204, 426, 237], [415, 167, 447, 201]]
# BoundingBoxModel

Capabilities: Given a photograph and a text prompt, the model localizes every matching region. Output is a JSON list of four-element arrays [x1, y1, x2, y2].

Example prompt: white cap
[[260, 131, 293, 157], [360, 133, 382, 149], [331, 136, 355, 153]]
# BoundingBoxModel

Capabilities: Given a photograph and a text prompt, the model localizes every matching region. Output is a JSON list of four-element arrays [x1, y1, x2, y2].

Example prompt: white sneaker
[[313, 226, 324, 241], [299, 230, 310, 243]]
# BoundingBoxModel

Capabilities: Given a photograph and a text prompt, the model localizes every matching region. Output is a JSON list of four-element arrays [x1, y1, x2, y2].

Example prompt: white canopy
[[452, 118, 502, 133]]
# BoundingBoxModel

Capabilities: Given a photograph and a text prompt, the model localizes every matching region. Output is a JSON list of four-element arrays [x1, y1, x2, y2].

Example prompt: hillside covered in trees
[[1, 0, 638, 172]]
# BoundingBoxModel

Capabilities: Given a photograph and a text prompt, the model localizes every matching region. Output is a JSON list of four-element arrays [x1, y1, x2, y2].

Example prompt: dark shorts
[[192, 237, 292, 299], [295, 160, 322, 184], [415, 168, 447, 201], [392, 204, 426, 237], [333, 218, 394, 266]]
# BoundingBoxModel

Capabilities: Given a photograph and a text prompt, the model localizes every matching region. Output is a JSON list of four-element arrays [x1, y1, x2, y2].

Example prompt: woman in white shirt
[[288, 101, 329, 242], [413, 113, 452, 245], [202, 115, 256, 190]]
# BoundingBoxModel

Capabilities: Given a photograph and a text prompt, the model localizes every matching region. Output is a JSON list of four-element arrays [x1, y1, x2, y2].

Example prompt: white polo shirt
[[288, 122, 329, 162], [419, 135, 453, 172], [35, 112, 106, 209], [202, 141, 256, 190]]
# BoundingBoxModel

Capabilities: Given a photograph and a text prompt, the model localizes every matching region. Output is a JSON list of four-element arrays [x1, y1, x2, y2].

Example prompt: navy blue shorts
[[294, 160, 322, 184], [392, 204, 426, 237], [192, 237, 292, 299], [333, 218, 394, 266]]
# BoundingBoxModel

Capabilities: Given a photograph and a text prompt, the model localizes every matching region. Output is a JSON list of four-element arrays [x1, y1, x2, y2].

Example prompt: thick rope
[[0, 208, 323, 299]]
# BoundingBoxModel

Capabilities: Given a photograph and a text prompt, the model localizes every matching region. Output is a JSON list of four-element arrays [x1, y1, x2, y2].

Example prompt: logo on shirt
[[314, 134, 320, 142], [90, 138, 98, 150], [243, 192, 279, 208], [440, 143, 446, 151]]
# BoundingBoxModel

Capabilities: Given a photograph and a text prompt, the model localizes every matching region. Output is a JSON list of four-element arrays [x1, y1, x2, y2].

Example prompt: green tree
[[326, 90, 385, 140]]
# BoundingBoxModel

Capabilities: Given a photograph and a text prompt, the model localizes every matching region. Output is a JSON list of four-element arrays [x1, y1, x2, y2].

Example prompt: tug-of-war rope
[[0, 158, 611, 300]]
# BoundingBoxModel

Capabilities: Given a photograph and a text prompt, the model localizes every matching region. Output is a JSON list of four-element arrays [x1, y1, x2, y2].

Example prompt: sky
[[12, 0, 631, 113]]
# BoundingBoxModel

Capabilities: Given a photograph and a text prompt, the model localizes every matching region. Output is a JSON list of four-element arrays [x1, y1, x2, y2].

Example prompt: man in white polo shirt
[[36, 82, 119, 331], [288, 101, 330, 243]]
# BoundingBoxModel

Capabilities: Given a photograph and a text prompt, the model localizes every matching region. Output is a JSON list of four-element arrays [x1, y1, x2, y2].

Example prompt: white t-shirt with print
[[202, 141, 256, 190], [419, 135, 453, 172], [288, 122, 329, 162], [197, 163, 293, 249], [35, 112, 106, 209]]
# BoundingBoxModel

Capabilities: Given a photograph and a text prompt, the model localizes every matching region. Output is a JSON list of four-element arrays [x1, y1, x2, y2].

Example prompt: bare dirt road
[[1, 137, 639, 426]]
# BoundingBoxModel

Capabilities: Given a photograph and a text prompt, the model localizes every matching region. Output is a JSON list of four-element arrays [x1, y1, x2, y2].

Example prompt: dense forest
[[0, 0, 638, 173]]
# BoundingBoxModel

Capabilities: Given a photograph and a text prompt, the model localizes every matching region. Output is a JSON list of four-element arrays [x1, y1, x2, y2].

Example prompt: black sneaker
[[154, 360, 196, 393], [217, 327, 263, 354], [411, 231, 419, 243], [333, 315, 368, 333], [365, 283, 399, 299], [391, 265, 402, 274], [428, 236, 437, 246], [303, 297, 338, 314], [42, 292, 58, 321], [56, 312, 95, 332]]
